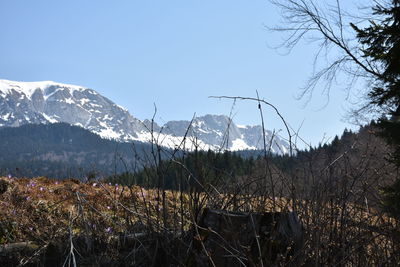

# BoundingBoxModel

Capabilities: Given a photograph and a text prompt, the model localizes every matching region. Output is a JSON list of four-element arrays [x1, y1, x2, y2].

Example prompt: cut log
[[195, 208, 304, 266], [0, 241, 39, 255]]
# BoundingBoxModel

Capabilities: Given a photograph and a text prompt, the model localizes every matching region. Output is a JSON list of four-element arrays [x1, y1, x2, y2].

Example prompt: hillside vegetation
[[0, 123, 156, 178], [1, 124, 399, 266]]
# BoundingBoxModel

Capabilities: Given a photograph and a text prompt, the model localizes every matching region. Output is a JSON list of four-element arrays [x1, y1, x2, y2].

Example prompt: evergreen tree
[[273, 0, 400, 218], [351, 0, 400, 166], [351, 1, 400, 217]]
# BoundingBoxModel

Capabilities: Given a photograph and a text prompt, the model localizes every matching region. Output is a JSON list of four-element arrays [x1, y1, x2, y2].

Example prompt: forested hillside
[[0, 123, 154, 178], [111, 122, 395, 212]]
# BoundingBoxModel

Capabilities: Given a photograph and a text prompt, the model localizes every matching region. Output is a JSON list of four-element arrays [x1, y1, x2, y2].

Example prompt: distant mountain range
[[0, 79, 289, 154]]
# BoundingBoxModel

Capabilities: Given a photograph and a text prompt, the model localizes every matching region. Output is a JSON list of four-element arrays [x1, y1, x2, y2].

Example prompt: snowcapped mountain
[[0, 79, 146, 140], [0, 79, 289, 154], [161, 115, 289, 153]]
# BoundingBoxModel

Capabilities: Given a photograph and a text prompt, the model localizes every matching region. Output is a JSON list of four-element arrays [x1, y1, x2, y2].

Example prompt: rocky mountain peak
[[0, 79, 289, 154]]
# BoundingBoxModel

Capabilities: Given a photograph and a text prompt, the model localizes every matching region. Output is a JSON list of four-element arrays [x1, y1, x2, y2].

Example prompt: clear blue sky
[[0, 0, 359, 147]]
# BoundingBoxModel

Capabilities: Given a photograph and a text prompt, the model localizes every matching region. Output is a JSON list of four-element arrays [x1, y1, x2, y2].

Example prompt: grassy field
[[1, 174, 399, 266]]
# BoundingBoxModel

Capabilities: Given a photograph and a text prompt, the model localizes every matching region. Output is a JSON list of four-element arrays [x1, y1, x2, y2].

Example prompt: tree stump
[[195, 208, 304, 266], [0, 179, 9, 195]]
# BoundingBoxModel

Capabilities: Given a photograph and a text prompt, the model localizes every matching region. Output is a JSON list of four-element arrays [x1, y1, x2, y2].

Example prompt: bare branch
[[209, 95, 294, 156], [269, 0, 384, 105]]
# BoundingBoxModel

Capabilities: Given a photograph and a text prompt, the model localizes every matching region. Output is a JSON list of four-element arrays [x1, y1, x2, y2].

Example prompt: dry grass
[[0, 177, 188, 243], [1, 175, 399, 266]]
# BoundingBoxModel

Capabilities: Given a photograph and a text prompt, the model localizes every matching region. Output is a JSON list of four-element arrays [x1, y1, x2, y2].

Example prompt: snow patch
[[115, 104, 128, 112], [0, 79, 86, 100], [96, 127, 122, 140], [196, 128, 211, 134], [42, 113, 59, 123], [230, 138, 256, 151], [103, 114, 113, 121], [1, 113, 11, 120], [64, 98, 74, 104], [90, 103, 102, 108], [79, 98, 90, 105], [192, 120, 205, 128], [133, 130, 216, 151]]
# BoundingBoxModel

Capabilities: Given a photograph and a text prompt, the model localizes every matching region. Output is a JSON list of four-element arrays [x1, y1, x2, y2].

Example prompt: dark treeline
[[108, 149, 256, 190], [0, 121, 392, 203], [271, 126, 366, 170], [109, 121, 392, 198], [0, 123, 154, 179]]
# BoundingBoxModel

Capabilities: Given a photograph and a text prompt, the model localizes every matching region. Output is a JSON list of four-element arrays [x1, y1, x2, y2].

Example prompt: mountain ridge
[[0, 79, 289, 153]]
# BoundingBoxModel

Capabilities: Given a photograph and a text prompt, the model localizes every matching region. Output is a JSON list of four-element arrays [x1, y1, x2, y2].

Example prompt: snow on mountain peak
[[0, 79, 87, 99], [0, 79, 290, 154]]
